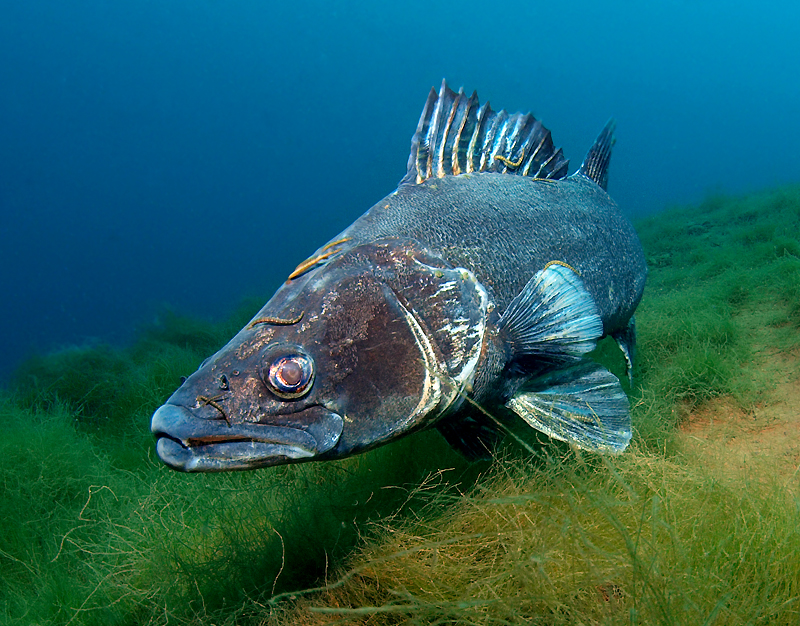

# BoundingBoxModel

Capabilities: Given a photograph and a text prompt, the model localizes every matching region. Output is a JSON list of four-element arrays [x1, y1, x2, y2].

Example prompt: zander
[[151, 81, 647, 471]]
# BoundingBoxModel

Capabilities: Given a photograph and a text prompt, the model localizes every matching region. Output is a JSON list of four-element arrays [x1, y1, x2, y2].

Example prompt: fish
[[150, 81, 647, 472]]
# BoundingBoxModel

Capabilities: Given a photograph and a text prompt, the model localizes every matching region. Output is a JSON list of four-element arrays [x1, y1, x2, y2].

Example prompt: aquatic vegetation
[[0, 400, 145, 625], [1, 184, 800, 625], [0, 304, 479, 624], [268, 450, 800, 625]]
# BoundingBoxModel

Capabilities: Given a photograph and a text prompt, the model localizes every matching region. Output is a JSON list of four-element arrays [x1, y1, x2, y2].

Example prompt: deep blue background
[[2, 1, 799, 380]]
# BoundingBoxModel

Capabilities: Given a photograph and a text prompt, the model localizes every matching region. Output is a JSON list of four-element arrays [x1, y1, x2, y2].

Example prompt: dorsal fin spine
[[444, 89, 468, 176], [503, 119, 523, 173], [440, 88, 462, 178], [552, 149, 570, 179], [478, 102, 496, 170], [453, 91, 478, 175], [488, 110, 509, 168], [427, 89, 442, 177], [495, 115, 518, 172], [537, 146, 560, 179], [521, 128, 546, 177], [467, 101, 490, 174], [441, 86, 461, 176], [431, 85, 451, 180], [508, 116, 534, 173], [412, 88, 437, 184], [513, 116, 534, 166]]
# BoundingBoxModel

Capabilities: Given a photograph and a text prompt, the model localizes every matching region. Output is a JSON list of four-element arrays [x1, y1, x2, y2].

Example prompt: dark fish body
[[338, 172, 643, 333], [151, 82, 647, 472]]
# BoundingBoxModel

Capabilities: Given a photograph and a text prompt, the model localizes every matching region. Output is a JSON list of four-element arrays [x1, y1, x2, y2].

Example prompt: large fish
[[151, 81, 647, 472]]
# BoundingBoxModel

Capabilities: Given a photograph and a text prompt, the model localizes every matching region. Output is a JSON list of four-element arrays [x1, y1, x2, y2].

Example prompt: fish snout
[[150, 403, 343, 472]]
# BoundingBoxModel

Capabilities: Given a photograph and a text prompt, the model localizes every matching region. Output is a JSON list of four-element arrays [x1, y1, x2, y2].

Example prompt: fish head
[[151, 237, 491, 471]]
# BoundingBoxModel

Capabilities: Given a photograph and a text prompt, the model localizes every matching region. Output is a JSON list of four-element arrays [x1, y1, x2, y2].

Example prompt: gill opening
[[286, 237, 351, 282], [197, 394, 230, 427]]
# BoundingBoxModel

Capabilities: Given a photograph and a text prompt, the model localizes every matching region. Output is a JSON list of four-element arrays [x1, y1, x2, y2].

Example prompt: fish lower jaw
[[155, 435, 316, 472]]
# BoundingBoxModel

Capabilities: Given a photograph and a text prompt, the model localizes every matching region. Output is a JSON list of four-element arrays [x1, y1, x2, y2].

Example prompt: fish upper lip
[[150, 403, 343, 472]]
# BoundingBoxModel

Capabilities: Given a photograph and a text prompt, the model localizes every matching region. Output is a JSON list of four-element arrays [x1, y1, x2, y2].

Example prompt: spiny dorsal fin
[[577, 119, 616, 191], [402, 80, 570, 185]]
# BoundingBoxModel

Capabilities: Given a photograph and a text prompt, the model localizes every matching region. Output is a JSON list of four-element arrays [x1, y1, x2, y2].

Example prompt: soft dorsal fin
[[577, 119, 616, 191], [402, 80, 570, 185]]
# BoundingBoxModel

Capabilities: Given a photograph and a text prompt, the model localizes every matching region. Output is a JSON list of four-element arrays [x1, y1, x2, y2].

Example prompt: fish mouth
[[150, 404, 343, 472]]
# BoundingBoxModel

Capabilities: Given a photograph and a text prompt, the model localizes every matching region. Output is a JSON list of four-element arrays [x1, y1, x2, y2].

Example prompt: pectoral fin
[[506, 362, 631, 453], [498, 262, 603, 368]]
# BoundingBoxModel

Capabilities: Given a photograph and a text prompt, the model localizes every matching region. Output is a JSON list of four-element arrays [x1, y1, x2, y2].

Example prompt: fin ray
[[412, 88, 438, 184]]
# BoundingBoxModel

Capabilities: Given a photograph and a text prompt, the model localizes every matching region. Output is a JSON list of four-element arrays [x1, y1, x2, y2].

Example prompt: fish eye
[[266, 353, 314, 399]]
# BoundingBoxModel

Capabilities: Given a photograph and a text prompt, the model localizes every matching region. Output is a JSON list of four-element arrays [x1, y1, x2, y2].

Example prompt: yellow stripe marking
[[543, 260, 581, 276], [494, 150, 525, 169], [287, 237, 351, 281]]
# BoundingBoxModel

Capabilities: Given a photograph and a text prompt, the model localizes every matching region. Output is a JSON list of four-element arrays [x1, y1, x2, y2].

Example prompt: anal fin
[[611, 316, 637, 385], [506, 361, 631, 453]]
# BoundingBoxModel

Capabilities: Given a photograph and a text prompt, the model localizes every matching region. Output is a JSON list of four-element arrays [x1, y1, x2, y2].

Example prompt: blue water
[[1, 0, 798, 381]]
